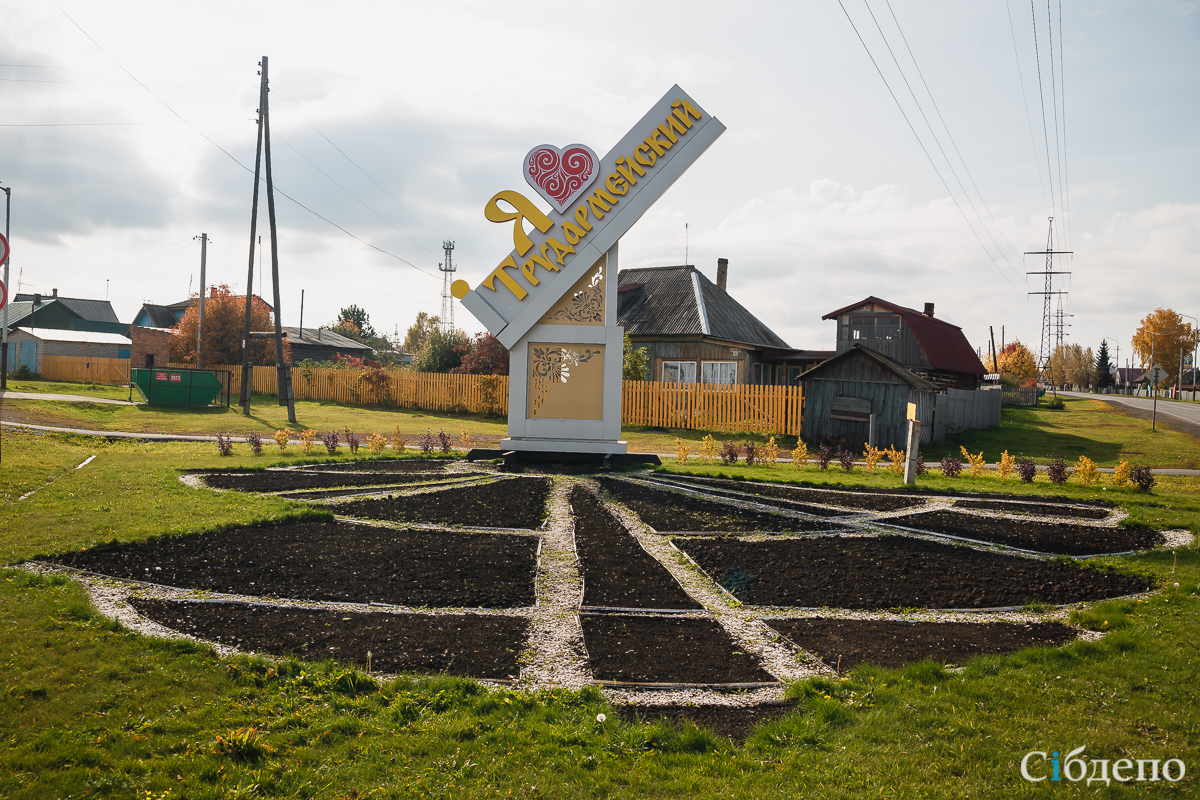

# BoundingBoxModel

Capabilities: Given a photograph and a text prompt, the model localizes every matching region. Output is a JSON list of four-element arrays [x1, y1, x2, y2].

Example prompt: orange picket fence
[[170, 364, 804, 435], [41, 356, 131, 386], [622, 380, 803, 435]]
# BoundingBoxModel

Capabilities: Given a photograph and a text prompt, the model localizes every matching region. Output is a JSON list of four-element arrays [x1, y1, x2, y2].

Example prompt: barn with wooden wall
[[800, 345, 936, 448]]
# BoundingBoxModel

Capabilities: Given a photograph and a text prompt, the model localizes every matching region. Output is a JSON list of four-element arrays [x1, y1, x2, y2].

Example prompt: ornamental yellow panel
[[527, 343, 605, 420], [538, 254, 606, 326]]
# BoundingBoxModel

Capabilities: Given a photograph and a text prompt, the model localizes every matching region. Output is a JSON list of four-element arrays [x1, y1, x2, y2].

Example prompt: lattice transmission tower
[[438, 240, 456, 330], [1025, 217, 1072, 373]]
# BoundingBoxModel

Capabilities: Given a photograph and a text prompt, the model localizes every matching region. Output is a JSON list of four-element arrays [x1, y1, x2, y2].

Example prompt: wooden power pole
[[195, 232, 207, 369]]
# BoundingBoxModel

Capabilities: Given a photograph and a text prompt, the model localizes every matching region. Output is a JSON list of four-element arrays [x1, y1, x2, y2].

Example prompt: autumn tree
[[169, 285, 288, 366], [623, 332, 649, 380], [451, 332, 509, 375], [1132, 308, 1194, 386], [1046, 343, 1094, 388], [329, 305, 377, 343], [403, 312, 440, 355], [986, 340, 1038, 387], [411, 327, 468, 373]]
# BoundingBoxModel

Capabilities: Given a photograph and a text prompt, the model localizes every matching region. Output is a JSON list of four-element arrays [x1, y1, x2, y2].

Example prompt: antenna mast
[[439, 240, 456, 330]]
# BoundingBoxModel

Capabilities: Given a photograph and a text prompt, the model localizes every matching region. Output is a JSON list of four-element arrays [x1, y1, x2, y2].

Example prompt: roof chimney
[[52, 288, 58, 298], [923, 302, 935, 318], [33, 293, 41, 306], [716, 258, 729, 292]]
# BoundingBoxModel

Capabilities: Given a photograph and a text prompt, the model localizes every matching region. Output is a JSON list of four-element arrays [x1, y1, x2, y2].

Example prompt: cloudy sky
[[2, 1, 1197, 368]]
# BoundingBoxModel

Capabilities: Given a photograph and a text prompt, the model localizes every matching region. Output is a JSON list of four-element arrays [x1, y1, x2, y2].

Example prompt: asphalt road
[[1064, 391, 1200, 440]]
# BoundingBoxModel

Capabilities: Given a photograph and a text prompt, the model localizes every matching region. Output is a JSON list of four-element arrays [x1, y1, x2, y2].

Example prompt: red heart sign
[[523, 143, 599, 214]]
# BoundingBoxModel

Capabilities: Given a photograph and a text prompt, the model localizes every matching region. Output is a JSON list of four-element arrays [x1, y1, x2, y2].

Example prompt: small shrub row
[[214, 426, 468, 458]]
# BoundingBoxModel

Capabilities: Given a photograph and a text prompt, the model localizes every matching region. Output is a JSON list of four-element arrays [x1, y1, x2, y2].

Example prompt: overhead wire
[[1045, 0, 1067, 248], [882, 0, 1024, 264], [836, 0, 1020, 292], [1056, 0, 1072, 251], [1030, 0, 1061, 244], [49, 0, 439, 282], [1005, 0, 1052, 220]]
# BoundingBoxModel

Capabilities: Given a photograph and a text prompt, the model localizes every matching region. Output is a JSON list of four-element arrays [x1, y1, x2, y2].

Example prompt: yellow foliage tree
[[985, 340, 1038, 387], [1132, 308, 1194, 386]]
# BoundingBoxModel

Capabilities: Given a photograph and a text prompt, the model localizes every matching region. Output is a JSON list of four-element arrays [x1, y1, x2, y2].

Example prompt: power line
[[1056, 0, 1073, 250], [49, 1, 439, 282], [1045, 0, 1067, 247], [862, 0, 1021, 276], [836, 0, 1019, 292], [882, 0, 1024, 263], [1005, 0, 1053, 219], [0, 119, 251, 127], [1030, 0, 1061, 247]]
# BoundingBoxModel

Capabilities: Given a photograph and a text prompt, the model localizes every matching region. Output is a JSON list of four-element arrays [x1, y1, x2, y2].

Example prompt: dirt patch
[[49, 520, 538, 608], [334, 477, 551, 529], [202, 471, 452, 493], [570, 486, 700, 610], [298, 459, 450, 472], [581, 614, 775, 684], [885, 510, 1160, 555], [598, 477, 839, 533], [131, 599, 527, 679], [952, 499, 1110, 520], [663, 475, 925, 512], [614, 703, 794, 742], [767, 618, 1078, 670], [676, 535, 1152, 609]]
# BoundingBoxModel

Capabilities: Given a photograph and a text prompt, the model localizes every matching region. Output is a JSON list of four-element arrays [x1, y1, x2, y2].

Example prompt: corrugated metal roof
[[616, 265, 791, 349], [822, 296, 984, 376], [14, 327, 131, 345], [15, 294, 119, 323], [138, 304, 180, 328], [282, 326, 371, 351]]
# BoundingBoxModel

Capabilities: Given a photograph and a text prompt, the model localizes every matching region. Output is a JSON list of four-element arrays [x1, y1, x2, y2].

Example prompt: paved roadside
[[0, 391, 135, 406], [1063, 391, 1200, 441]]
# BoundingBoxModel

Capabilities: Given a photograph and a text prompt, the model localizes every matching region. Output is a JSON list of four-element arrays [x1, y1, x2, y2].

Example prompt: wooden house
[[800, 345, 937, 448], [617, 259, 830, 385], [822, 297, 985, 390]]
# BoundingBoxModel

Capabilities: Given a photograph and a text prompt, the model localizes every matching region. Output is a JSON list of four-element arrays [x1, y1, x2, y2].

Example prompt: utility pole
[[260, 55, 296, 424], [239, 61, 267, 416], [1, 183, 10, 391], [989, 326, 998, 378], [194, 233, 208, 369], [439, 240, 456, 331]]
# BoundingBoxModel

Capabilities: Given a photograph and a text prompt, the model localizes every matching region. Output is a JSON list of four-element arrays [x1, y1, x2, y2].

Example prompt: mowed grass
[[926, 397, 1200, 468], [0, 430, 1198, 797]]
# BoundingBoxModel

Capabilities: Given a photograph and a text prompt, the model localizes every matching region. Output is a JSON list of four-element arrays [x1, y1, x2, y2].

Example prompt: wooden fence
[[1001, 386, 1039, 407], [174, 364, 805, 435], [41, 356, 130, 385], [622, 380, 804, 436], [932, 387, 1003, 440]]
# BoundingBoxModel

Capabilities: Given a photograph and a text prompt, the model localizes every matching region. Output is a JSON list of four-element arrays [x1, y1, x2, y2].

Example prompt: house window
[[752, 362, 773, 385], [701, 361, 737, 385], [662, 361, 697, 384], [849, 314, 900, 341]]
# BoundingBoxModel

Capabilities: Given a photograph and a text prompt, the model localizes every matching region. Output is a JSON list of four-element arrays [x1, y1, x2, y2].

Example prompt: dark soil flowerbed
[[570, 487, 700, 610], [49, 520, 538, 607], [202, 471, 451, 493], [298, 459, 450, 472], [676, 535, 1152, 609], [581, 614, 774, 684], [131, 599, 527, 680], [953, 499, 1111, 521], [599, 478, 838, 533], [334, 477, 551, 529], [614, 704, 794, 742], [663, 475, 925, 512], [885, 510, 1161, 555], [767, 618, 1078, 670]]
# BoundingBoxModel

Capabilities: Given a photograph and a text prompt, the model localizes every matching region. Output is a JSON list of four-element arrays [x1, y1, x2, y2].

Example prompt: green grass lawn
[[1, 428, 1198, 797]]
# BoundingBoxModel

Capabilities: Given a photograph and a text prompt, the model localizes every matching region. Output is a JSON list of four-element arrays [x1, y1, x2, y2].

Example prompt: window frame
[[661, 360, 697, 384]]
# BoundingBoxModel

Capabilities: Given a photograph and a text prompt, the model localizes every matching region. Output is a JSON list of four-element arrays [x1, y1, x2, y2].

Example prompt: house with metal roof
[[133, 294, 274, 330], [822, 296, 985, 390], [283, 326, 373, 363], [7, 327, 131, 375], [617, 259, 831, 385]]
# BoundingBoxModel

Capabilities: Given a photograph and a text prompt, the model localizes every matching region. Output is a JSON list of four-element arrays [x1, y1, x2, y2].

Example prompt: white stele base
[[500, 437, 628, 455]]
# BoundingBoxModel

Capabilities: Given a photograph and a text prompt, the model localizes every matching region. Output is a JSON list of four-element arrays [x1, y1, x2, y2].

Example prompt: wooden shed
[[800, 345, 936, 448]]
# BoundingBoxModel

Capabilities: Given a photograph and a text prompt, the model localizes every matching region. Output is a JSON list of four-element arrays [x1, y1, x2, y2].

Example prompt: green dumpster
[[131, 367, 230, 407]]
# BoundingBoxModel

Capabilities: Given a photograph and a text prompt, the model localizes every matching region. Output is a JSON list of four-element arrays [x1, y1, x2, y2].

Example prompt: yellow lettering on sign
[[634, 144, 656, 167], [615, 155, 645, 181], [561, 221, 586, 245], [587, 189, 615, 218], [656, 122, 679, 145], [520, 258, 541, 286], [482, 255, 528, 300], [525, 251, 559, 275], [605, 173, 629, 196], [545, 236, 575, 265], [643, 128, 673, 156], [664, 113, 688, 139], [573, 206, 593, 232], [483, 190, 553, 256], [672, 97, 703, 123]]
